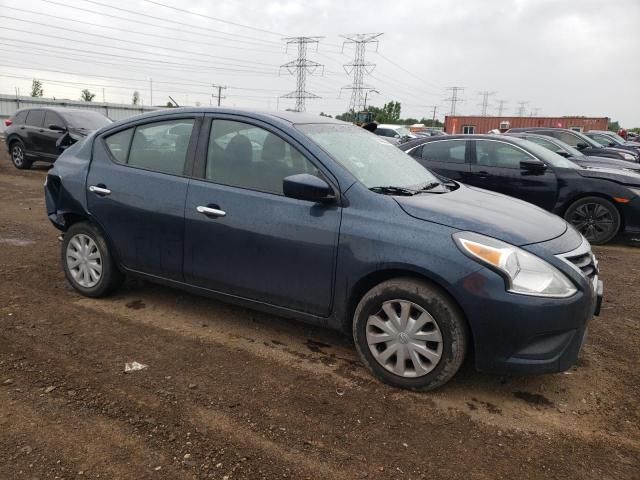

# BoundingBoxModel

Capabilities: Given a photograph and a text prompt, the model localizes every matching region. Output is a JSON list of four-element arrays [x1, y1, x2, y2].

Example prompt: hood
[[574, 155, 640, 173], [394, 184, 567, 246], [576, 166, 640, 185]]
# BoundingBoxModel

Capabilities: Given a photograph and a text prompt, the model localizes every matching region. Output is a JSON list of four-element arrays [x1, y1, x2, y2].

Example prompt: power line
[[445, 87, 464, 115], [477, 90, 496, 116], [0, 18, 277, 69], [341, 33, 382, 113], [9, 6, 283, 54], [375, 51, 442, 91], [141, 0, 286, 37], [280, 37, 324, 112]]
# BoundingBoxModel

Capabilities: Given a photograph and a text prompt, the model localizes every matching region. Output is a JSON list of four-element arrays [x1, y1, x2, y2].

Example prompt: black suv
[[507, 127, 639, 163], [4, 107, 111, 169]]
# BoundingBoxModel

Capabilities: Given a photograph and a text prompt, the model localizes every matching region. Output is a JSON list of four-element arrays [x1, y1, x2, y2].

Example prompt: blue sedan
[[44, 108, 601, 390]]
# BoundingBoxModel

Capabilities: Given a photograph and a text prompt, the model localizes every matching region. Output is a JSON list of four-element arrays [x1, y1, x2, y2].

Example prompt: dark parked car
[[45, 108, 602, 390], [507, 127, 639, 163], [4, 107, 112, 169], [401, 134, 640, 244], [505, 132, 640, 173], [414, 128, 448, 138], [583, 130, 640, 156]]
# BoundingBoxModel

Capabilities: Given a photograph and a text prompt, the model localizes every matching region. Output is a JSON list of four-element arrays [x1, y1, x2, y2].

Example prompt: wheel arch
[[60, 213, 124, 270], [559, 192, 625, 230], [343, 267, 474, 352]]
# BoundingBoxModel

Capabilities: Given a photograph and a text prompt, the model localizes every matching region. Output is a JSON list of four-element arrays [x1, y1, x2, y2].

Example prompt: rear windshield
[[59, 110, 112, 130]]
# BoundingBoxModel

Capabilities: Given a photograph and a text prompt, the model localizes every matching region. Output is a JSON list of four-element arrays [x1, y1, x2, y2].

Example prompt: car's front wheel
[[61, 222, 123, 297], [564, 196, 620, 245], [353, 278, 468, 391], [10, 140, 32, 170]]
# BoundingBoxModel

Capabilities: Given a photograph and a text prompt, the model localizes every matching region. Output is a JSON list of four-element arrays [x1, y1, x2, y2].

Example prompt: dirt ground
[[0, 142, 638, 480]]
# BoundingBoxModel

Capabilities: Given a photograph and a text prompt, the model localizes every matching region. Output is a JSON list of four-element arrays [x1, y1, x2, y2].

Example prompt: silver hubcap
[[66, 234, 102, 288], [12, 145, 23, 166], [366, 300, 443, 378]]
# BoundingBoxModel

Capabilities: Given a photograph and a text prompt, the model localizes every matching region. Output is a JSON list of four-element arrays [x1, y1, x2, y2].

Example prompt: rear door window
[[421, 140, 467, 164], [13, 111, 28, 124], [104, 128, 134, 164], [127, 119, 195, 175], [25, 110, 44, 128]]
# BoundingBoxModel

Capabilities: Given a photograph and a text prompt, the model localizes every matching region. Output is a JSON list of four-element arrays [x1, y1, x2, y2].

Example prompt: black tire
[[61, 222, 124, 297], [9, 140, 32, 170], [564, 196, 621, 245], [353, 278, 468, 391]]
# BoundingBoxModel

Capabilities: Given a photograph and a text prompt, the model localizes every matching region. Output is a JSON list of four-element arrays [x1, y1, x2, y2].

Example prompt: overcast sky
[[0, 0, 638, 126]]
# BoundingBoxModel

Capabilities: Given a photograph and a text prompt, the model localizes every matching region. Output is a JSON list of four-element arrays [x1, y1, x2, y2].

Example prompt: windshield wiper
[[417, 182, 442, 191], [369, 186, 418, 196]]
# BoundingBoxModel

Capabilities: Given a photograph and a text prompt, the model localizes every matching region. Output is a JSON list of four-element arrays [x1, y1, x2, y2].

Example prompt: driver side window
[[206, 120, 319, 195], [476, 141, 532, 168]]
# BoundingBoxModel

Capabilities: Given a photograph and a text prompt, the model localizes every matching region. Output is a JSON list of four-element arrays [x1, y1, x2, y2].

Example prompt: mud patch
[[513, 391, 554, 407], [305, 339, 332, 353], [125, 300, 146, 310]]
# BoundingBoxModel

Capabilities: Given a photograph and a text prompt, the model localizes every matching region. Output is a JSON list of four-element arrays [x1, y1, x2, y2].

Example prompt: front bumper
[[454, 238, 602, 375]]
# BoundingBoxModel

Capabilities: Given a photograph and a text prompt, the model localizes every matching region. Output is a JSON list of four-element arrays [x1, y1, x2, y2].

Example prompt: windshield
[[60, 110, 112, 130], [394, 126, 411, 137], [516, 138, 581, 169], [297, 123, 440, 189], [527, 135, 584, 158]]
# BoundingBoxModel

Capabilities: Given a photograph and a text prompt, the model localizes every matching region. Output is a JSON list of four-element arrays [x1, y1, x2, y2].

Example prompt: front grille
[[558, 239, 599, 281], [565, 251, 598, 280]]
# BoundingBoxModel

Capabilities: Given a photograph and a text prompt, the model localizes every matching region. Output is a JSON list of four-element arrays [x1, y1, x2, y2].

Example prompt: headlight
[[454, 232, 577, 298], [622, 153, 637, 161]]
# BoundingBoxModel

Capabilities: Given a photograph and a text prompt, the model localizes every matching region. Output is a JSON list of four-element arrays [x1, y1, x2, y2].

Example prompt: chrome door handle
[[89, 185, 111, 195], [196, 205, 226, 217]]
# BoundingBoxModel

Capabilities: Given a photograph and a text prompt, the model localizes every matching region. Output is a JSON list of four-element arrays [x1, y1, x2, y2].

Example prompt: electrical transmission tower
[[280, 36, 324, 112], [496, 99, 508, 117], [478, 91, 496, 116], [341, 33, 383, 113], [516, 101, 528, 116], [445, 87, 464, 115], [530, 107, 541, 117]]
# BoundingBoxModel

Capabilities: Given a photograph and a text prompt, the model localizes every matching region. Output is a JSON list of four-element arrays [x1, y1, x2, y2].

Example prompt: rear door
[[183, 115, 341, 316], [408, 139, 471, 181], [87, 115, 201, 280], [470, 139, 558, 210], [23, 109, 45, 154]]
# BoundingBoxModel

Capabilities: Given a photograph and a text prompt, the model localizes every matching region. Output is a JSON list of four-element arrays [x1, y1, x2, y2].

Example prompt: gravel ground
[[0, 143, 638, 479]]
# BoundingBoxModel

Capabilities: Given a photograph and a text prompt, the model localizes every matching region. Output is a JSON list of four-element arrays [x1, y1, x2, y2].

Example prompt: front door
[[470, 139, 558, 210], [86, 116, 200, 280], [37, 111, 66, 158], [184, 117, 341, 316]]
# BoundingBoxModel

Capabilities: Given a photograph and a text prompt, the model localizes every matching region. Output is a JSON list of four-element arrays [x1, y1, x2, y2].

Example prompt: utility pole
[[497, 99, 508, 117], [516, 101, 528, 116], [280, 36, 323, 112], [363, 89, 379, 110], [102, 88, 105, 103], [341, 33, 383, 114], [478, 91, 496, 116], [429, 105, 438, 123], [445, 87, 464, 115], [149, 78, 153, 106], [212, 84, 227, 107]]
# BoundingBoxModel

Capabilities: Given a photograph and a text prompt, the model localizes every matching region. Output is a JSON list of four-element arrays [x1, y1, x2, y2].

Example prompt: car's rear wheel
[[353, 278, 468, 391], [62, 222, 123, 297], [564, 196, 620, 245], [10, 140, 32, 170]]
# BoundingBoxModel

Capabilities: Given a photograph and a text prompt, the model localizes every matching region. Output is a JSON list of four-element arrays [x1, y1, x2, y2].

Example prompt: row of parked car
[[0, 105, 611, 391]]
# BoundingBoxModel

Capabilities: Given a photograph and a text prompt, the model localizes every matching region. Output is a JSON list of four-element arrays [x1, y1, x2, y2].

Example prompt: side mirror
[[283, 174, 334, 203], [555, 149, 570, 158], [576, 142, 588, 150], [48, 124, 66, 132], [520, 159, 547, 173]]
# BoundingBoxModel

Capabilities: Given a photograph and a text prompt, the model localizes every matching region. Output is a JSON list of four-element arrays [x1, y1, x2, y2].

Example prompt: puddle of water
[[0, 238, 35, 247]]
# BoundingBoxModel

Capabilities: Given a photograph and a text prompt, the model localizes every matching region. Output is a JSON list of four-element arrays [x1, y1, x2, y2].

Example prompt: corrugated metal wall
[[445, 116, 610, 134], [0, 94, 166, 132]]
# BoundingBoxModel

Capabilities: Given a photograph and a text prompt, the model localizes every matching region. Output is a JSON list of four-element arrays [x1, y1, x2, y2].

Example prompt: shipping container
[[445, 116, 609, 134]]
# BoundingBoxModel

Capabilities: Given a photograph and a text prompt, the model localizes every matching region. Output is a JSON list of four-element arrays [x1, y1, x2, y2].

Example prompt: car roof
[[376, 124, 406, 129], [400, 134, 525, 150]]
